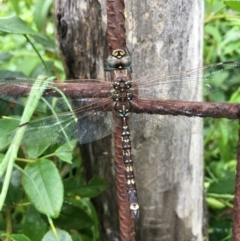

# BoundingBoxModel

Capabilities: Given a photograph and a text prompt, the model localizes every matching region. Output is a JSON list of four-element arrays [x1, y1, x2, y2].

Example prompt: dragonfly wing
[[130, 62, 240, 139], [134, 61, 240, 102], [130, 113, 238, 141], [9, 99, 113, 146], [130, 114, 202, 139]]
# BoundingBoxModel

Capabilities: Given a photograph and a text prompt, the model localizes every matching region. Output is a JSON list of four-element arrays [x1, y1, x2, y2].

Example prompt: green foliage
[[21, 159, 64, 218], [0, 1, 107, 241], [0, 0, 62, 78], [204, 0, 240, 64], [204, 0, 240, 240], [0, 0, 239, 240]]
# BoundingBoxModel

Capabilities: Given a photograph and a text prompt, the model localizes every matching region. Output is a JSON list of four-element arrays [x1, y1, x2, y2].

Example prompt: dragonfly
[[1, 49, 240, 218]]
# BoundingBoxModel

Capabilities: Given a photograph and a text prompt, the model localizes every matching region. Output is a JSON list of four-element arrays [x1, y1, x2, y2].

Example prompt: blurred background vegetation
[[0, 0, 240, 240], [204, 1, 240, 241]]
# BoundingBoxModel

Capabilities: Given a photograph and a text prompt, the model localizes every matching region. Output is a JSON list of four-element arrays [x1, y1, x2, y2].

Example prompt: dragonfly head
[[105, 49, 132, 71]]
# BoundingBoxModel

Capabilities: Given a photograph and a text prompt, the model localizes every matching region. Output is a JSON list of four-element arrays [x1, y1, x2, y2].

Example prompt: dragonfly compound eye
[[106, 55, 132, 70], [120, 56, 132, 68], [106, 56, 123, 69]]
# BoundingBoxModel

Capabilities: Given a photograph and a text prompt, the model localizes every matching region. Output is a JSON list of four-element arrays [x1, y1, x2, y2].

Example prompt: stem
[[204, 14, 240, 25], [3, 207, 13, 241], [48, 217, 60, 241], [0, 76, 49, 210], [15, 157, 36, 163], [24, 34, 49, 74]]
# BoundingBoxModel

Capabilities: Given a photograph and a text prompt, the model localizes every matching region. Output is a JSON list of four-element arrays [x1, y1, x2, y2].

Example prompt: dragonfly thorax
[[112, 78, 133, 101], [115, 104, 131, 118]]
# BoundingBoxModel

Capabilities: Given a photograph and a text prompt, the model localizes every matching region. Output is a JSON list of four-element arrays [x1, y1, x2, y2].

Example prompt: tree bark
[[54, 1, 121, 239], [125, 1, 205, 240], [54, 0, 205, 241]]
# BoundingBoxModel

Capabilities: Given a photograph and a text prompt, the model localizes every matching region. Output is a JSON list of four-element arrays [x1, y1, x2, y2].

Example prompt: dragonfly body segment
[[112, 68, 139, 218]]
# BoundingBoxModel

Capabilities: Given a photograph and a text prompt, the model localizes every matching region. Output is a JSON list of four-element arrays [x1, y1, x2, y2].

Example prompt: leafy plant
[[1, 0, 240, 240], [204, 1, 240, 240], [0, 1, 108, 241]]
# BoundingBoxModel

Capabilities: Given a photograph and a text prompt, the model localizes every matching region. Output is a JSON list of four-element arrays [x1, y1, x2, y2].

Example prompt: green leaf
[[42, 229, 72, 241], [4, 169, 22, 206], [22, 159, 63, 218], [0, 153, 5, 164], [64, 176, 108, 198], [14, 56, 42, 77], [55, 141, 76, 163], [0, 53, 12, 62], [71, 233, 95, 241], [224, 1, 240, 12], [22, 205, 47, 241], [0, 118, 19, 150], [32, 35, 56, 51], [26, 144, 50, 159], [0, 70, 25, 79], [34, 0, 53, 30], [206, 197, 226, 209], [208, 174, 235, 194], [9, 234, 31, 241], [53, 201, 94, 230], [0, 16, 42, 36], [0, 76, 50, 210], [9, 0, 21, 14], [204, 25, 222, 44], [70, 198, 101, 240]]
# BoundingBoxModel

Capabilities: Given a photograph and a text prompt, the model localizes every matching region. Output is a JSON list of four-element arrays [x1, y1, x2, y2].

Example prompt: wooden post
[[54, 1, 121, 240], [125, 1, 205, 240], [54, 0, 206, 240]]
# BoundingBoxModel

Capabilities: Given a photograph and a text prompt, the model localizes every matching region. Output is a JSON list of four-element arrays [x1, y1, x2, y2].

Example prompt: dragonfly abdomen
[[121, 121, 139, 218]]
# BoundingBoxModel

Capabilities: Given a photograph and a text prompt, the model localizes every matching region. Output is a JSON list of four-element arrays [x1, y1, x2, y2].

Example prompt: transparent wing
[[130, 113, 239, 140], [130, 114, 201, 138], [133, 61, 240, 102], [10, 98, 113, 146], [130, 62, 240, 138], [4, 62, 240, 145]]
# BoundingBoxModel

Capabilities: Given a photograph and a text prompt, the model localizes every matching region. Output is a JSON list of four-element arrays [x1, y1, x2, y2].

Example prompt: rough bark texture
[[54, 1, 122, 239], [55, 1, 106, 79], [54, 0, 205, 241], [124, 1, 205, 240]]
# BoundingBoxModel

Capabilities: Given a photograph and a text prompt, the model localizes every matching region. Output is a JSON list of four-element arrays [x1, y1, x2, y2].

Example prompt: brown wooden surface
[[54, 0, 206, 240], [125, 1, 205, 240], [54, 1, 121, 240], [55, 0, 105, 79]]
